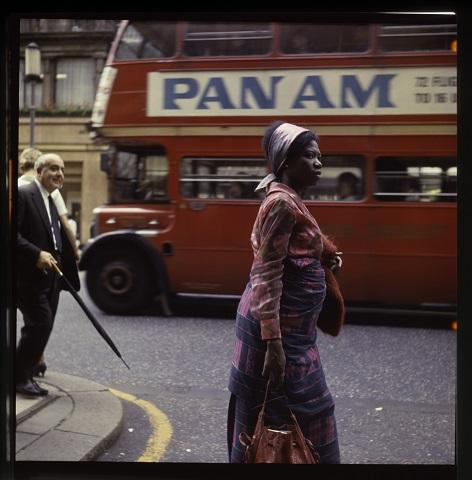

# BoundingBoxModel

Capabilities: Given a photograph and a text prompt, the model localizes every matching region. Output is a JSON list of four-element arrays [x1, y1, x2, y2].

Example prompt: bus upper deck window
[[183, 22, 272, 57], [280, 24, 369, 54], [378, 24, 457, 52], [115, 21, 176, 60]]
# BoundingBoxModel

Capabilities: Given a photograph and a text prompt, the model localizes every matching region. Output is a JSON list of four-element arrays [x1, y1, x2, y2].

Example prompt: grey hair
[[34, 153, 63, 173]]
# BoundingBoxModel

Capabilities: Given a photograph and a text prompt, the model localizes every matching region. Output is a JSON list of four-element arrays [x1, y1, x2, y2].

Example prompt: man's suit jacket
[[17, 181, 80, 293]]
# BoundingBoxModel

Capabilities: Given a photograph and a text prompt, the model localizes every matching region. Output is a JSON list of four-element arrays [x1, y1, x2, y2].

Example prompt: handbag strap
[[259, 380, 272, 417], [261, 380, 298, 420], [258, 380, 319, 462]]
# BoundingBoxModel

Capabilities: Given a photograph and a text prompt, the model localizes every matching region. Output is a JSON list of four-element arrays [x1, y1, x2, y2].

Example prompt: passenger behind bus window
[[336, 172, 360, 200], [136, 176, 168, 200], [288, 30, 311, 54], [227, 171, 253, 199], [401, 177, 421, 201], [228, 182, 244, 199], [441, 174, 457, 201], [280, 25, 314, 54]]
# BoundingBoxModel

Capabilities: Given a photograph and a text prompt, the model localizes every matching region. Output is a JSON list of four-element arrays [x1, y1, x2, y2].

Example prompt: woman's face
[[287, 139, 322, 189]]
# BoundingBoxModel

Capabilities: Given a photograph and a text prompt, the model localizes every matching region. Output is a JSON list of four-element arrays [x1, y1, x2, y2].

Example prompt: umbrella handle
[[52, 262, 63, 276]]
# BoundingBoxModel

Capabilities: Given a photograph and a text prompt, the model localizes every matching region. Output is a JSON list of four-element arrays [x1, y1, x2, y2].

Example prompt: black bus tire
[[85, 248, 153, 315]]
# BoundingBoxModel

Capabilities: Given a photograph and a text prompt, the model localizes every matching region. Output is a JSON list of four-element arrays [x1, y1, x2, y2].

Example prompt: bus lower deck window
[[303, 155, 366, 202], [180, 157, 267, 199], [374, 156, 456, 202]]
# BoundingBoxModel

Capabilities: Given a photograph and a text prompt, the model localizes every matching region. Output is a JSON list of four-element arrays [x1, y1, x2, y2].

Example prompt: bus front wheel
[[85, 249, 152, 315]]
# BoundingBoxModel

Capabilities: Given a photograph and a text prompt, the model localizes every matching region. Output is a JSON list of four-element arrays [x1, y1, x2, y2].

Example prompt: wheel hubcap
[[101, 261, 134, 295]]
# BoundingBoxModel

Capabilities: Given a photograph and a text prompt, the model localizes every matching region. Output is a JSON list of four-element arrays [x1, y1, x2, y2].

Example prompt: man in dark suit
[[16, 153, 80, 397]]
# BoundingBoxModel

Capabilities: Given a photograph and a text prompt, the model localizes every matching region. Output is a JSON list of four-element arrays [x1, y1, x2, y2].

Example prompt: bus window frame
[[376, 23, 457, 54], [113, 20, 180, 61], [303, 154, 367, 203], [180, 156, 268, 201], [373, 155, 457, 203], [276, 23, 373, 57], [110, 147, 171, 204], [109, 20, 457, 64], [181, 22, 275, 59], [179, 154, 368, 203]]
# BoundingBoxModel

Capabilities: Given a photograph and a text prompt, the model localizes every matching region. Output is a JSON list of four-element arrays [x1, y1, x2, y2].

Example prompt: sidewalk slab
[[16, 429, 104, 462], [41, 371, 113, 393], [56, 391, 122, 438], [16, 432, 41, 452], [15, 371, 123, 461], [17, 394, 72, 435], [16, 390, 58, 424]]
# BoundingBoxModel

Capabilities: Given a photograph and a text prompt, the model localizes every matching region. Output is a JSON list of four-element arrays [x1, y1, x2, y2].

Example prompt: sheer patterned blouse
[[249, 182, 324, 341]]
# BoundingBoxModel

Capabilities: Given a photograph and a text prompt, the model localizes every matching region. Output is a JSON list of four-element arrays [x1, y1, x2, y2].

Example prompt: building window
[[183, 23, 272, 57], [280, 24, 369, 54], [374, 156, 456, 202], [55, 58, 95, 109]]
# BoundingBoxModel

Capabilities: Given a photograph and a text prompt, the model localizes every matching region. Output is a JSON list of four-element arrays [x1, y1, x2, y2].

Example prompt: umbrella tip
[[121, 358, 131, 370]]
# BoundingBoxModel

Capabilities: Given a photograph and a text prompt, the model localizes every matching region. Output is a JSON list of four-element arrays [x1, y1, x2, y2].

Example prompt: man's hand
[[262, 338, 286, 389], [36, 251, 57, 270]]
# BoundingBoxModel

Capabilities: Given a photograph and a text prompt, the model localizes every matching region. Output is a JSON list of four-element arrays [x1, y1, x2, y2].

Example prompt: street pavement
[[15, 371, 122, 461], [13, 281, 456, 464]]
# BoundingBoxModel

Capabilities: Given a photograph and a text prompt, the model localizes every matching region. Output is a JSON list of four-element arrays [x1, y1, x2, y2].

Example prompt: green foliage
[[19, 106, 92, 117]]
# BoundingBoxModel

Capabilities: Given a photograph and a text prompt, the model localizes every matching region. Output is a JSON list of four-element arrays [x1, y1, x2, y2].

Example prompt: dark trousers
[[16, 264, 60, 384]]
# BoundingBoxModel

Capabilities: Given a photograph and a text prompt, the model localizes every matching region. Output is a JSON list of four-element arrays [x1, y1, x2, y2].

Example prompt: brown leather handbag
[[239, 383, 320, 464]]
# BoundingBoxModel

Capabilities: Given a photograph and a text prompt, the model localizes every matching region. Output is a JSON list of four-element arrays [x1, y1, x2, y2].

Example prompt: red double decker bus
[[80, 19, 457, 318]]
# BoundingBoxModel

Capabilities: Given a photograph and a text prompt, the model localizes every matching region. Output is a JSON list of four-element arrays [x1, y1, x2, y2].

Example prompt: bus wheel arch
[[80, 232, 170, 315]]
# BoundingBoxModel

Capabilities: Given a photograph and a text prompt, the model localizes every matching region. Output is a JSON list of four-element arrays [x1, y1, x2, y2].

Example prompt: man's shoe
[[16, 380, 48, 397], [31, 380, 48, 396]]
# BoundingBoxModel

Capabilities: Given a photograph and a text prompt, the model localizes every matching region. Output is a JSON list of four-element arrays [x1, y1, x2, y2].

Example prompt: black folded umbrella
[[52, 263, 130, 370]]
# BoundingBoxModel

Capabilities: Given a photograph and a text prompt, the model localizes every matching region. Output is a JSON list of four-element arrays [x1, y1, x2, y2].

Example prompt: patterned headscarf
[[255, 122, 309, 192]]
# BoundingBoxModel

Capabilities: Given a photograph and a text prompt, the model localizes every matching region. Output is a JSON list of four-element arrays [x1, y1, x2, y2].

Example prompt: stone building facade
[[19, 18, 119, 243]]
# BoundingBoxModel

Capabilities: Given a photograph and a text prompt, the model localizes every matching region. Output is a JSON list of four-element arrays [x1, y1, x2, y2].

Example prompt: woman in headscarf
[[227, 120, 342, 464]]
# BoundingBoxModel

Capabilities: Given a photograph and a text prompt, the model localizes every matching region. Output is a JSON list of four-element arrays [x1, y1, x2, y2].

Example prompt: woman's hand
[[331, 251, 343, 271], [262, 338, 286, 389]]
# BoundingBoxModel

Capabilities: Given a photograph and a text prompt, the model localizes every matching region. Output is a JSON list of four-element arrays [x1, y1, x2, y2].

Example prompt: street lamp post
[[24, 42, 42, 148]]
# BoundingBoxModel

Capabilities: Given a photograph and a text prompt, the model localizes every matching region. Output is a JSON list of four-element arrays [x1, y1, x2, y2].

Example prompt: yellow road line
[[110, 388, 173, 462]]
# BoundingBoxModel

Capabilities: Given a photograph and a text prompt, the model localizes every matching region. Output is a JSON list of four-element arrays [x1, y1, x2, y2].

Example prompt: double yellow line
[[110, 388, 173, 462]]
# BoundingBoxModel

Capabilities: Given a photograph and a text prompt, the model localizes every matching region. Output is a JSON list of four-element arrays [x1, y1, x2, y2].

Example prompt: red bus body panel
[[90, 22, 456, 309]]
